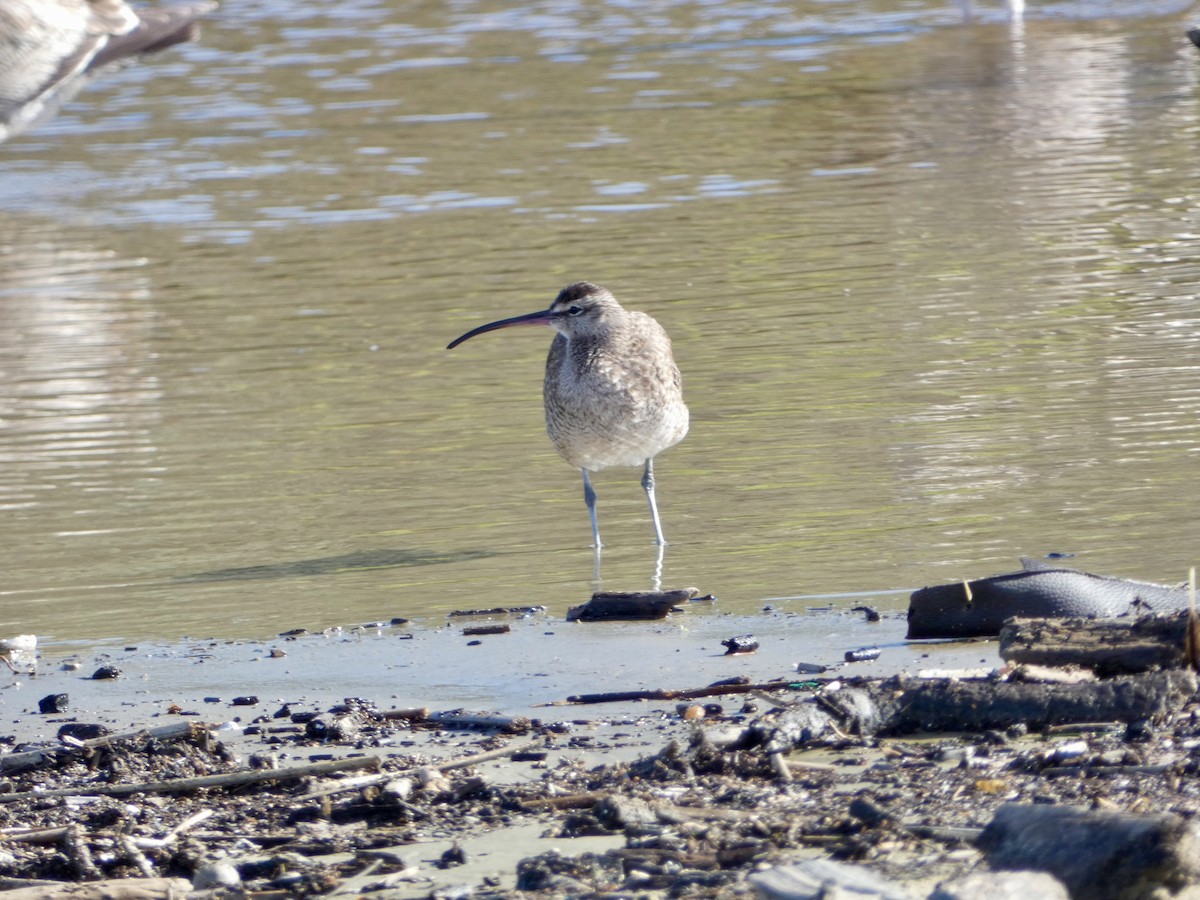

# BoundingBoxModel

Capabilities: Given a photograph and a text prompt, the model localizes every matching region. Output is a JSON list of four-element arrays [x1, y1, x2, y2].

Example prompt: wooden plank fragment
[[999, 614, 1188, 675]]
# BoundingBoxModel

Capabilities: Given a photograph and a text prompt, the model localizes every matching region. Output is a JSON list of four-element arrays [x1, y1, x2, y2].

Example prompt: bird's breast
[[542, 333, 688, 471]]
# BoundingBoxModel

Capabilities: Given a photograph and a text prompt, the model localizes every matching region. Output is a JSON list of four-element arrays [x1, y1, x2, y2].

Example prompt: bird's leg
[[642, 458, 668, 546], [581, 468, 602, 549]]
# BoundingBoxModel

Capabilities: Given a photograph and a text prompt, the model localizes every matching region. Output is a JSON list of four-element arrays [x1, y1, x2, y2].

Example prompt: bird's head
[[447, 281, 622, 349], [544, 282, 622, 340]]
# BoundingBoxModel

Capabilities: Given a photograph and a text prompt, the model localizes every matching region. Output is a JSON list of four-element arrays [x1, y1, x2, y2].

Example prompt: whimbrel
[[0, 0, 216, 142], [448, 281, 689, 548]]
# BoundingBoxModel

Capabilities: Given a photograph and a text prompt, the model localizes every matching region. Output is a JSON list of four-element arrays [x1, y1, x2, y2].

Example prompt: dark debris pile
[[1, 685, 1200, 897]]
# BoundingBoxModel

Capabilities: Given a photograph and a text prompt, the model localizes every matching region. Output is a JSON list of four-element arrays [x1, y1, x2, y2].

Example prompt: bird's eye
[[568, 305, 584, 316]]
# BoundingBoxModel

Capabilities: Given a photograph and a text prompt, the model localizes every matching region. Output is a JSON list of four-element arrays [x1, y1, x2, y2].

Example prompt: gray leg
[[582, 468, 602, 549], [642, 458, 667, 546]]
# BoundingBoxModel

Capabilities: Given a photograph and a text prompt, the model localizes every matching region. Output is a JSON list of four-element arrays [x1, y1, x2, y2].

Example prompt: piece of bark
[[462, 624, 510, 636], [566, 588, 699, 622], [0, 878, 193, 899], [999, 614, 1189, 675], [977, 803, 1200, 900]]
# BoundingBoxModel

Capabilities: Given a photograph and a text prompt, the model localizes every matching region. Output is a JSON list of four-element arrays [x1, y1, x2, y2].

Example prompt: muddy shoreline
[[2, 611, 1199, 898]]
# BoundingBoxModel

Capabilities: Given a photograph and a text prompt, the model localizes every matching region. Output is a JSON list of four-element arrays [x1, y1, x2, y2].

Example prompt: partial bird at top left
[[0, 0, 216, 142]]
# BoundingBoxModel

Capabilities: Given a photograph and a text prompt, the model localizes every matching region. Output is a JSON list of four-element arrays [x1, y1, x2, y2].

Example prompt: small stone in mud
[[268, 648, 286, 659], [844, 646, 881, 663], [796, 661, 828, 675], [436, 845, 467, 868], [677, 704, 705, 720], [91, 665, 122, 680], [722, 634, 759, 655], [232, 696, 259, 707], [1125, 719, 1154, 743], [390, 617, 410, 625], [38, 693, 69, 714]]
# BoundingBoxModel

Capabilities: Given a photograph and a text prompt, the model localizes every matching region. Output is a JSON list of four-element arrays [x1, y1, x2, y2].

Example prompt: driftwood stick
[[377, 707, 430, 721], [0, 878, 73, 891], [1040, 763, 1177, 779], [297, 740, 543, 801], [566, 680, 801, 705], [519, 791, 607, 811], [426, 711, 531, 732], [0, 755, 379, 805], [0, 877, 193, 899], [64, 824, 101, 881], [435, 739, 542, 771], [0, 826, 70, 845], [131, 809, 215, 849], [117, 834, 156, 878]]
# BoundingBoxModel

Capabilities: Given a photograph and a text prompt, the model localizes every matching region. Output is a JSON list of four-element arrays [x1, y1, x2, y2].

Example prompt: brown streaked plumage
[[448, 281, 689, 548], [0, 0, 216, 142]]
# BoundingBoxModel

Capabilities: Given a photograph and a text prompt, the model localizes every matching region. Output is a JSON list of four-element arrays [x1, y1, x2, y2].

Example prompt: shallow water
[[1, 0, 1199, 650]]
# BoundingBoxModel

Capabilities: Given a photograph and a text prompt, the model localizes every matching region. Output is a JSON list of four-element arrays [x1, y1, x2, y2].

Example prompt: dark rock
[[57, 723, 109, 741], [38, 694, 69, 714], [721, 634, 758, 655], [977, 803, 1200, 900]]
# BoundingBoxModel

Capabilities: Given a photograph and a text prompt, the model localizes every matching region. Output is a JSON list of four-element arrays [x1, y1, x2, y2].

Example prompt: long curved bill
[[447, 308, 556, 349]]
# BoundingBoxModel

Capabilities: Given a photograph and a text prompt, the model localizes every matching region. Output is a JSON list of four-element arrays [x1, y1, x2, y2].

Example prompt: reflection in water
[[0, 228, 161, 521], [176, 547, 491, 582], [0, 1, 1198, 647]]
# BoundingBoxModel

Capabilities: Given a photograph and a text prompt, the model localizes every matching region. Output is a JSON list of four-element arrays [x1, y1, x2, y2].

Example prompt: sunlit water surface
[[1, 0, 1199, 653]]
